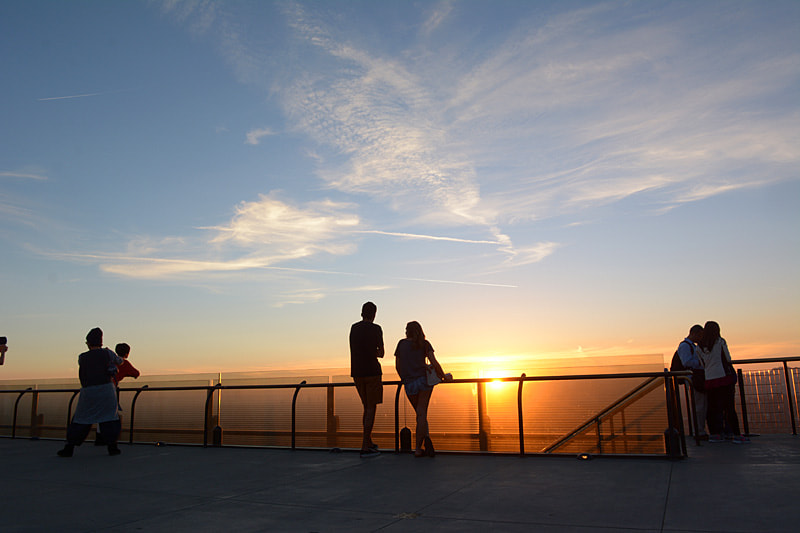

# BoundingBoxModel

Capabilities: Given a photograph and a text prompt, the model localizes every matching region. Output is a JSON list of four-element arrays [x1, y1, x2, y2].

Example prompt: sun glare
[[482, 369, 515, 390]]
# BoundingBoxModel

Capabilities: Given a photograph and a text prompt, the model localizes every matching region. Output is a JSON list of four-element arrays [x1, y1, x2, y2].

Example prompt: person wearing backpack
[[671, 324, 707, 439]]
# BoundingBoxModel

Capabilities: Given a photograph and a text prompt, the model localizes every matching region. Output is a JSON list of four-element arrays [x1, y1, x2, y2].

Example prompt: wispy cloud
[[245, 127, 276, 145], [38, 194, 360, 280], [399, 277, 516, 289], [273, 283, 393, 307], [45, 250, 360, 280], [421, 0, 454, 36], [0, 171, 47, 180], [145, 1, 800, 281], [207, 193, 360, 255]]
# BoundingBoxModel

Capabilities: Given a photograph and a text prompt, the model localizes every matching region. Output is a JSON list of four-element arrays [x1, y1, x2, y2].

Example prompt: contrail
[[399, 277, 517, 288], [38, 88, 135, 101], [359, 230, 499, 245], [38, 92, 107, 101]]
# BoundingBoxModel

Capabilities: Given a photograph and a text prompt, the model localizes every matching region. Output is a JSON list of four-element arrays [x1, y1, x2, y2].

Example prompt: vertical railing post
[[12, 388, 32, 439], [663, 372, 684, 458], [326, 384, 337, 448], [783, 361, 797, 435], [477, 381, 489, 451], [672, 377, 687, 456], [594, 417, 602, 454], [394, 383, 402, 453], [291, 380, 306, 450], [29, 388, 41, 439], [737, 369, 751, 437], [128, 385, 148, 445], [203, 384, 221, 447], [65, 390, 79, 435], [685, 380, 701, 446], [517, 374, 526, 456]]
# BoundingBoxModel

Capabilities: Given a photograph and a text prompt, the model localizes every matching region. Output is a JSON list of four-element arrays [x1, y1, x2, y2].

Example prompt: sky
[[1, 0, 798, 381]]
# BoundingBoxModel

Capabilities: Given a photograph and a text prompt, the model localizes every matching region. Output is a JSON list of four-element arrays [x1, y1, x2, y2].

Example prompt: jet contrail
[[38, 88, 135, 101], [359, 230, 499, 245]]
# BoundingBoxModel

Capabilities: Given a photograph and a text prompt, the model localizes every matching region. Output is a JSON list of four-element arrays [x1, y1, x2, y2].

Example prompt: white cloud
[[421, 0, 454, 36], [0, 170, 47, 180], [245, 127, 276, 145], [209, 193, 359, 254], [151, 1, 800, 279]]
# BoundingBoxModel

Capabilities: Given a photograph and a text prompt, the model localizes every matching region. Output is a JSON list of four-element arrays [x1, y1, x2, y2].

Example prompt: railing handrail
[[732, 356, 800, 365], [2, 358, 796, 453], [0, 371, 692, 396], [0, 370, 692, 457]]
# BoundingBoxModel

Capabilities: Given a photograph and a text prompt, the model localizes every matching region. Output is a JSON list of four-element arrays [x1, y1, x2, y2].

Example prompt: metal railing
[[733, 356, 799, 436], [676, 356, 799, 439], [1, 370, 690, 458]]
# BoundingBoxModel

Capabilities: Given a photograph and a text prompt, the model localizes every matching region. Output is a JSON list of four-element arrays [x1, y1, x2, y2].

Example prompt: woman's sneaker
[[732, 435, 751, 444], [708, 434, 725, 443]]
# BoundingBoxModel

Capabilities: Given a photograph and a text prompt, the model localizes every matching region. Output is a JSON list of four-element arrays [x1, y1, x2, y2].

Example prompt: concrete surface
[[1, 435, 798, 532]]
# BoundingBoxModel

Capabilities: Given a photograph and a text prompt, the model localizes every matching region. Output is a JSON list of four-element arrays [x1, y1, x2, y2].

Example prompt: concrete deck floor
[[1, 435, 798, 532]]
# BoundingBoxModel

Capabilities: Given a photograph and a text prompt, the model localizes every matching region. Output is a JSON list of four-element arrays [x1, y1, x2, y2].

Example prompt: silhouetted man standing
[[58, 327, 124, 457], [350, 302, 384, 457], [674, 324, 708, 439]]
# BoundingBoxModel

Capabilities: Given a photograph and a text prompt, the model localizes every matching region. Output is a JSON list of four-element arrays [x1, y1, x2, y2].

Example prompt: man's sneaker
[[732, 435, 751, 444], [708, 434, 725, 443], [57, 445, 74, 457], [359, 449, 380, 458], [108, 445, 122, 456]]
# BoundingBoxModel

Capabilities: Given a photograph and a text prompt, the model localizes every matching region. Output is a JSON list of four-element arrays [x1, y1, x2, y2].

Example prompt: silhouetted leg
[[59, 422, 92, 457], [706, 388, 724, 435], [98, 419, 122, 455], [98, 419, 121, 444], [412, 390, 432, 455], [693, 389, 708, 436], [66, 422, 92, 446], [723, 385, 741, 435], [362, 404, 377, 451]]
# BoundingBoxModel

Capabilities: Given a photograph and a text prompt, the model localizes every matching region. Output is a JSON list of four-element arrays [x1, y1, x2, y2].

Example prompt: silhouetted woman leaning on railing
[[394, 321, 448, 457], [699, 321, 749, 444]]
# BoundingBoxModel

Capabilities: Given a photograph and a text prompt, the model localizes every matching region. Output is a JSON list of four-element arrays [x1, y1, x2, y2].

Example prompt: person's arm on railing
[[427, 350, 451, 381]]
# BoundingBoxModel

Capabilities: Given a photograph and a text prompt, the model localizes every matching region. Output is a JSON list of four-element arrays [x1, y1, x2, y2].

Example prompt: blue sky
[[1, 0, 798, 380]]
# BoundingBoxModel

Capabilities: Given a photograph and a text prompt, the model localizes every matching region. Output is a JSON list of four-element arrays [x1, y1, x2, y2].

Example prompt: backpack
[[671, 340, 705, 391], [670, 340, 691, 371]]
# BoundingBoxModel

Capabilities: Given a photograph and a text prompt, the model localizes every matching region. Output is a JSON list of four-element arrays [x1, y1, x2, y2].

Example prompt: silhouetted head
[[688, 324, 703, 343], [405, 321, 426, 350], [361, 302, 377, 321], [115, 343, 131, 358], [86, 327, 103, 348], [700, 321, 721, 351]]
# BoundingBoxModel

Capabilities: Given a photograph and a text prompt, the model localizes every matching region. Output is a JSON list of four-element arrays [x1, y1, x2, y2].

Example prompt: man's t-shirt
[[349, 321, 384, 377]]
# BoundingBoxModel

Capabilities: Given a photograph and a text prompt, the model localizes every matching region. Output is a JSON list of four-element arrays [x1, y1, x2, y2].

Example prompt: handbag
[[425, 364, 441, 386], [718, 341, 738, 387]]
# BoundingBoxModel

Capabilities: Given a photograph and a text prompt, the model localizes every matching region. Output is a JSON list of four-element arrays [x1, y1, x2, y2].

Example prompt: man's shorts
[[353, 375, 383, 406]]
